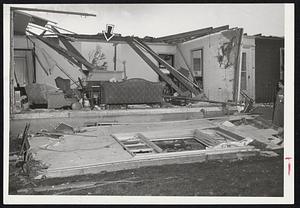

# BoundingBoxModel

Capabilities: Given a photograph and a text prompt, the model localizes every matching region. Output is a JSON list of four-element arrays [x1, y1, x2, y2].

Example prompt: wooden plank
[[194, 130, 217, 146], [125, 38, 185, 95], [124, 143, 148, 148], [177, 45, 196, 79], [133, 38, 201, 95], [136, 133, 163, 153], [216, 126, 250, 141], [154, 27, 212, 42], [126, 145, 150, 150], [131, 148, 153, 153], [154, 25, 229, 43], [52, 27, 88, 63], [37, 146, 258, 179], [26, 30, 94, 72], [215, 131, 238, 141], [111, 135, 135, 157], [38, 132, 97, 137], [233, 28, 244, 102], [194, 129, 220, 146]]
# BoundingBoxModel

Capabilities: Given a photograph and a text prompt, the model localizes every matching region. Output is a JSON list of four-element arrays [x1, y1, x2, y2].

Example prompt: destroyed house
[[7, 7, 285, 185], [11, 9, 246, 114]]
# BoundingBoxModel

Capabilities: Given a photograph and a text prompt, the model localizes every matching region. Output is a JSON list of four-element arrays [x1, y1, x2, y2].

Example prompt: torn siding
[[175, 29, 242, 102]]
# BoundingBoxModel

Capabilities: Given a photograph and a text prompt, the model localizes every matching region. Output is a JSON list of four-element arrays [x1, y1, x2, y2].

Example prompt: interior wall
[[14, 35, 177, 87], [14, 35, 86, 89], [175, 30, 241, 102], [79, 41, 177, 82]]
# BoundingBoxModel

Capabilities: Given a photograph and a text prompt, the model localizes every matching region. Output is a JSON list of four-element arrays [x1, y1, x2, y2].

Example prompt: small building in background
[[241, 34, 284, 103]]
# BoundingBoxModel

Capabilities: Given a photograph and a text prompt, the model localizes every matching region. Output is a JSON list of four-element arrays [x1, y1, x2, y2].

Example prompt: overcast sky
[[11, 4, 285, 37]]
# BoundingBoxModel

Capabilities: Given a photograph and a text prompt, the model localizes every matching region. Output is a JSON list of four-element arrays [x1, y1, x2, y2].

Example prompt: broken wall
[[15, 35, 177, 88], [14, 35, 85, 88], [175, 29, 242, 102]]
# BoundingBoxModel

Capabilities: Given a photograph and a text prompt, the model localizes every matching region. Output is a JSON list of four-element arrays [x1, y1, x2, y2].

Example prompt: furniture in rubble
[[99, 78, 164, 108], [87, 70, 124, 82], [55, 77, 74, 98], [25, 83, 77, 109]]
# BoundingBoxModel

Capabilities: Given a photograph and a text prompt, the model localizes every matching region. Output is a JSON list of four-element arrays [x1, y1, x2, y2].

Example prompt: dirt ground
[[9, 106, 284, 196], [10, 149, 283, 196]]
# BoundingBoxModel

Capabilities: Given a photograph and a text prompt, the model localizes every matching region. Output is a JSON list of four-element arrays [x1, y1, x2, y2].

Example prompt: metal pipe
[[11, 7, 96, 17]]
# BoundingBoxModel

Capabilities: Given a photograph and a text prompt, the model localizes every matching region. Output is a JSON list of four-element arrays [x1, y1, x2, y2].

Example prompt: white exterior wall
[[80, 41, 176, 82], [175, 31, 239, 102]]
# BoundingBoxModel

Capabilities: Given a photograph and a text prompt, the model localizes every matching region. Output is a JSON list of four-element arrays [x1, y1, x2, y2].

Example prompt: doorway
[[240, 48, 255, 100]]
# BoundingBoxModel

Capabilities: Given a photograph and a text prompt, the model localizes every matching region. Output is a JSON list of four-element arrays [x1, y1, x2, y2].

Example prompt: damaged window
[[191, 49, 203, 77], [158, 54, 174, 69]]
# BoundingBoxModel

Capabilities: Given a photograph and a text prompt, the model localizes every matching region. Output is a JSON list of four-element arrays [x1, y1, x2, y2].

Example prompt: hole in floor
[[152, 138, 207, 152]]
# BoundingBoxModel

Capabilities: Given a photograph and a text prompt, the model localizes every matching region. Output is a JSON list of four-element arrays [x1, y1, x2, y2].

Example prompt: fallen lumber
[[163, 95, 244, 106], [136, 133, 163, 153], [194, 129, 220, 147], [37, 132, 97, 137], [35, 146, 259, 179]]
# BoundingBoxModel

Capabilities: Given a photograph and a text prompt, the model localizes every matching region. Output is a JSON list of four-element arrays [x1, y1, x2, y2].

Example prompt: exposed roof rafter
[[154, 25, 230, 44]]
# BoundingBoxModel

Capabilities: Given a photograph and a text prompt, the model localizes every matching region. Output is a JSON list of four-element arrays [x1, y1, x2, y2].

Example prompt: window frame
[[190, 48, 204, 78]]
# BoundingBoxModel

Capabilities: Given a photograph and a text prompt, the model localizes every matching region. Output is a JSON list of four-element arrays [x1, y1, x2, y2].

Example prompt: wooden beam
[[194, 129, 220, 147], [36, 146, 258, 179], [163, 95, 245, 106], [233, 28, 244, 102], [155, 27, 213, 42], [111, 135, 135, 157], [26, 30, 94, 73], [14, 10, 57, 25], [176, 45, 195, 78], [125, 38, 185, 95], [157, 25, 230, 44], [136, 133, 163, 153], [133, 38, 201, 96], [52, 26, 87, 63]]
